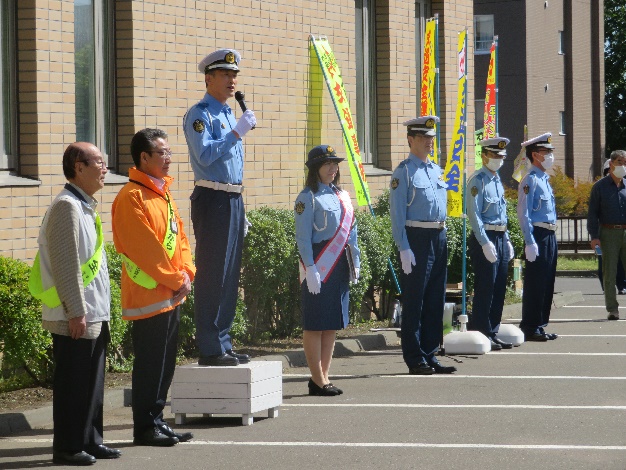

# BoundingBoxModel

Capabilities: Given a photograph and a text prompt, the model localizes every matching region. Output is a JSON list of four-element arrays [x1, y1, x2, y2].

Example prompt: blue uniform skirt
[[301, 242, 350, 331]]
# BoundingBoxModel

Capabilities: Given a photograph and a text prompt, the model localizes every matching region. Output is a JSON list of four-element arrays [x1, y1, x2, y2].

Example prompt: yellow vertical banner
[[420, 18, 438, 164], [310, 36, 370, 207], [443, 30, 467, 218], [483, 41, 497, 139]]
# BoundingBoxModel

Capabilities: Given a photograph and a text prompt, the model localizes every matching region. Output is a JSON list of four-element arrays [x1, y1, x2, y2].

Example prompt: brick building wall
[[0, 0, 474, 262]]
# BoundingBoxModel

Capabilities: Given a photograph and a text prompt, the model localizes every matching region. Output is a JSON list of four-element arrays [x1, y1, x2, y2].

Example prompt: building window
[[0, 0, 16, 171], [474, 15, 494, 55], [558, 30, 565, 54], [475, 99, 485, 130], [560, 111, 566, 135], [355, 0, 377, 165], [74, 0, 116, 167]]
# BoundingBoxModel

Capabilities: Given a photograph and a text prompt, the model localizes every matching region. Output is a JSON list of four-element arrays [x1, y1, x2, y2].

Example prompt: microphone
[[235, 91, 255, 129]]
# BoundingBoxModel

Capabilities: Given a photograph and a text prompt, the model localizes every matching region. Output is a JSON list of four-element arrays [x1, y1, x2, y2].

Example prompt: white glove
[[305, 265, 321, 295], [400, 249, 416, 275], [244, 215, 252, 237], [507, 241, 515, 262], [525, 243, 539, 262], [482, 242, 498, 263], [232, 109, 256, 138]]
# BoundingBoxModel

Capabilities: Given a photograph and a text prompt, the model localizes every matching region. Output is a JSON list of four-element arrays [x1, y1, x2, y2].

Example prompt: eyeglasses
[[151, 150, 172, 158], [79, 159, 107, 168]]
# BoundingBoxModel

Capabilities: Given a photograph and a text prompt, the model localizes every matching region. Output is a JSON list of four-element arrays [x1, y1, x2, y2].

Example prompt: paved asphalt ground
[[1, 277, 625, 469]]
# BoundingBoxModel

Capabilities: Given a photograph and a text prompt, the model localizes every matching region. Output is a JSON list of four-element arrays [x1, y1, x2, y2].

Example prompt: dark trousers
[[400, 227, 447, 367], [598, 256, 626, 291], [52, 322, 109, 453], [469, 232, 509, 338], [131, 307, 180, 436], [520, 227, 557, 334], [191, 186, 244, 357]]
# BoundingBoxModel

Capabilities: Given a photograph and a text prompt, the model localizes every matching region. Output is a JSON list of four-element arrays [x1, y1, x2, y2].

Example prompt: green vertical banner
[[310, 35, 371, 207], [475, 128, 484, 170]]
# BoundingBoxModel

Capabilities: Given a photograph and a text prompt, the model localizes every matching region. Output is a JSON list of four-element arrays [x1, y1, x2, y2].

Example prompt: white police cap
[[521, 132, 555, 150], [403, 115, 439, 136], [198, 49, 241, 74], [480, 136, 510, 157]]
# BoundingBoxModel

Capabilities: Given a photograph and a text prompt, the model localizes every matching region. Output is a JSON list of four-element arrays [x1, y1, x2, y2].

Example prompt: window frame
[[355, 0, 378, 166], [474, 14, 494, 55], [0, 0, 17, 171], [75, 0, 117, 169]]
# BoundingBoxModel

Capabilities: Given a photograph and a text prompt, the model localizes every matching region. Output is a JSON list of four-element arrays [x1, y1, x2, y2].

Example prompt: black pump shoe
[[327, 383, 343, 395], [308, 378, 340, 396]]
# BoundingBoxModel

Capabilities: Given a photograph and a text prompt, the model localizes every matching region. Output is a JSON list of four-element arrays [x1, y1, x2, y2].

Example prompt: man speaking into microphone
[[183, 48, 256, 366]]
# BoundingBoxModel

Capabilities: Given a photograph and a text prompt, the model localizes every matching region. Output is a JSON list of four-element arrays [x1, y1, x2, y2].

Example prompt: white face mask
[[613, 164, 626, 179], [541, 153, 555, 170], [485, 157, 504, 172]]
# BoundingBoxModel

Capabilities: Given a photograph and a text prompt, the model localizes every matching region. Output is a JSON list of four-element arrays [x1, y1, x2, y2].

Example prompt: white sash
[[299, 189, 355, 283]]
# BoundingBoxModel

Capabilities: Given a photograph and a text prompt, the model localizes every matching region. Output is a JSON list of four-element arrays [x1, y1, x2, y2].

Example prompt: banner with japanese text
[[474, 128, 484, 170], [443, 30, 467, 218], [420, 18, 438, 164], [310, 36, 370, 206], [483, 40, 497, 139]]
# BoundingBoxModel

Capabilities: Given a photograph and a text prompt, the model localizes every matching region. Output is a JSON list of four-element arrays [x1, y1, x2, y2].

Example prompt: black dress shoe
[[489, 339, 503, 351], [198, 353, 239, 366], [133, 427, 179, 447], [327, 383, 343, 395], [52, 451, 96, 466], [408, 363, 435, 375], [539, 328, 558, 340], [430, 362, 457, 374], [85, 444, 121, 459], [308, 378, 340, 396], [226, 349, 251, 364], [493, 337, 513, 349], [158, 423, 194, 443], [525, 332, 549, 342]]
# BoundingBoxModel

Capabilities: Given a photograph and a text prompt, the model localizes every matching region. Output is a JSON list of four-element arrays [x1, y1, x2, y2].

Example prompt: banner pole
[[461, 30, 469, 317], [309, 35, 402, 296]]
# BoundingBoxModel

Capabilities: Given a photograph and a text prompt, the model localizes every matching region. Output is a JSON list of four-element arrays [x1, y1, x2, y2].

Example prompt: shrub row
[[0, 191, 524, 389]]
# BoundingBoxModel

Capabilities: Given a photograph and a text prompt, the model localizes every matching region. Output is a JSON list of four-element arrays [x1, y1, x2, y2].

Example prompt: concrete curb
[[0, 331, 400, 437]]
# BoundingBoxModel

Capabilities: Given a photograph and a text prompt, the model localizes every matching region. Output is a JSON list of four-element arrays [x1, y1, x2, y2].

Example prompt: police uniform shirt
[[183, 93, 244, 184], [389, 154, 447, 251], [517, 167, 557, 246], [294, 183, 360, 268], [467, 166, 509, 246]]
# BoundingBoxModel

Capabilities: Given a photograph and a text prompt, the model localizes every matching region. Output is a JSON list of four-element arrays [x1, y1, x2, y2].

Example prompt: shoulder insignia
[[295, 201, 305, 215], [221, 123, 226, 129], [523, 184, 530, 195], [471, 186, 479, 197], [391, 178, 399, 190], [193, 119, 205, 133]]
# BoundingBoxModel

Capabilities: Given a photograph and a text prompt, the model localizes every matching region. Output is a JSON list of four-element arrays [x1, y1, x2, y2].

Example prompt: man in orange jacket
[[112, 128, 196, 447]]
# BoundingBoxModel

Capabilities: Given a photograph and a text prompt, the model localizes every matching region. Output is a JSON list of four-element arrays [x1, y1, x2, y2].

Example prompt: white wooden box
[[170, 361, 282, 426]]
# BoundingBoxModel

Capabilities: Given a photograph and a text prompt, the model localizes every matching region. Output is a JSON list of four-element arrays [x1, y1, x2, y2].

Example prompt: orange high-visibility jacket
[[112, 168, 195, 320]]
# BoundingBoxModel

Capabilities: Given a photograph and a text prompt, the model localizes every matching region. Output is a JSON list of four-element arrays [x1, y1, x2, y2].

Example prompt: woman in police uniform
[[294, 145, 360, 396]]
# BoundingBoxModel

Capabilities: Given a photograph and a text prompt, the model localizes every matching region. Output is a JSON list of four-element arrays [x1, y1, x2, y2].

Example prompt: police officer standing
[[183, 49, 256, 366], [390, 116, 456, 375], [517, 133, 559, 341], [467, 137, 515, 350]]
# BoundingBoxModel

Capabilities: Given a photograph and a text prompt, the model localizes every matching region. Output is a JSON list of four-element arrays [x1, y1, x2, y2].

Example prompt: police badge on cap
[[403, 116, 440, 137], [198, 49, 241, 74]]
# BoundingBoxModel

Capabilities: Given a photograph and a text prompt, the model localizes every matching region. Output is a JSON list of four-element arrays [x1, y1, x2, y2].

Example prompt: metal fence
[[557, 216, 591, 252]]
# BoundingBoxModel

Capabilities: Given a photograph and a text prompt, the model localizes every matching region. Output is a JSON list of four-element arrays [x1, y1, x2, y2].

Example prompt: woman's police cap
[[198, 49, 241, 74], [403, 115, 439, 136], [306, 145, 345, 168]]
